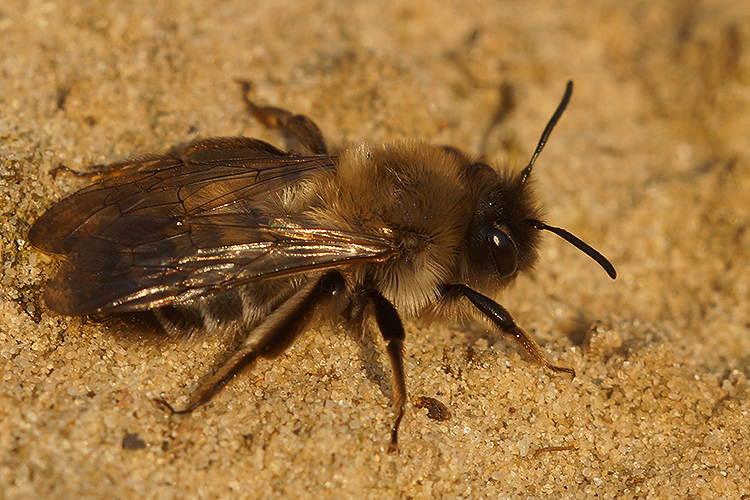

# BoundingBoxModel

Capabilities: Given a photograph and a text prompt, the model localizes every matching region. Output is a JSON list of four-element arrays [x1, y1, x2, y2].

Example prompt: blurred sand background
[[2, 0, 750, 498]]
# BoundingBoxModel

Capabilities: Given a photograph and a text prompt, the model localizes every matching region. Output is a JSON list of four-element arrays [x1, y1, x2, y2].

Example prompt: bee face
[[454, 166, 539, 291], [28, 80, 615, 451]]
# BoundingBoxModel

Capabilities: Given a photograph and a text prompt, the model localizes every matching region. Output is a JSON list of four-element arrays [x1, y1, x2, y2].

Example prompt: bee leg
[[48, 160, 136, 180], [164, 272, 346, 413], [367, 289, 407, 453], [236, 79, 329, 155], [441, 284, 575, 377], [49, 163, 96, 179]]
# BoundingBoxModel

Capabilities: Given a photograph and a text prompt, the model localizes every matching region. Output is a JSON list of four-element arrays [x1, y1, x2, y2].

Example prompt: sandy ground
[[2, 0, 750, 498]]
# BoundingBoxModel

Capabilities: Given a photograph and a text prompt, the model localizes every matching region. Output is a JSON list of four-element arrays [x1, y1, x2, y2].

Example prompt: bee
[[29, 80, 616, 451]]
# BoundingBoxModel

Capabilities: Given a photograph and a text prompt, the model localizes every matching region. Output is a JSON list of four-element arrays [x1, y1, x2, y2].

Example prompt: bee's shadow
[[338, 318, 394, 404]]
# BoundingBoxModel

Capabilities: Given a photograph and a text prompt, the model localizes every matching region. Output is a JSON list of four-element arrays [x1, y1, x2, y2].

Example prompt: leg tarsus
[[441, 284, 574, 377], [50, 162, 111, 180], [236, 79, 329, 155], [385, 337, 406, 453]]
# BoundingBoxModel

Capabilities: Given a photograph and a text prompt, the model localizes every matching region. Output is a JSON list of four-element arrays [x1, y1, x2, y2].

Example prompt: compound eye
[[488, 228, 518, 279]]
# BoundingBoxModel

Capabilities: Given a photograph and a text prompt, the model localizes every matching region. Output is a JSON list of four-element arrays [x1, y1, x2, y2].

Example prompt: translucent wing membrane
[[29, 137, 337, 254], [29, 137, 398, 315], [43, 214, 396, 314]]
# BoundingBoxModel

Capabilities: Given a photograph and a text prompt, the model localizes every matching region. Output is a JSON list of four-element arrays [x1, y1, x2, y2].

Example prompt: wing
[[29, 137, 337, 255], [29, 137, 399, 315]]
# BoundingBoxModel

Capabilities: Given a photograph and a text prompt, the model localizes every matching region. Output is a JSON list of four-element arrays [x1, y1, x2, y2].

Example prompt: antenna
[[527, 219, 617, 279], [519, 81, 573, 186], [519, 81, 615, 279]]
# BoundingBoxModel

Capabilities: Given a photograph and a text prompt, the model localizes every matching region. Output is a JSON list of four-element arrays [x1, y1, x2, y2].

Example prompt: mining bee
[[29, 80, 615, 451]]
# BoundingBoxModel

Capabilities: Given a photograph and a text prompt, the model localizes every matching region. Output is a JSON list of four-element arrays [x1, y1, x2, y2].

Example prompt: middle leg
[[237, 80, 329, 155], [367, 289, 407, 453]]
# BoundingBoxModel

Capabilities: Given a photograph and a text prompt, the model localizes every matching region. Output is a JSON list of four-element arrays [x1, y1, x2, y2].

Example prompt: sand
[[2, 0, 749, 498]]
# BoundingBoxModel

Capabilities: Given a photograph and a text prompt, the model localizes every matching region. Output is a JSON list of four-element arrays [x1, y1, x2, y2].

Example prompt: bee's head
[[467, 81, 616, 286], [467, 167, 543, 283]]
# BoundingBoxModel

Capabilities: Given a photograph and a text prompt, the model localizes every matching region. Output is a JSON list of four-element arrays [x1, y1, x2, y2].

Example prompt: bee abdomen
[[138, 289, 245, 338], [147, 280, 299, 339]]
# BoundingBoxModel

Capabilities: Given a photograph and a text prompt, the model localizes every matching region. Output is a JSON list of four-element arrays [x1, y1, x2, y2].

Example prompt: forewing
[[29, 137, 336, 254], [28, 136, 393, 315], [43, 213, 397, 315]]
